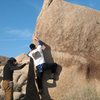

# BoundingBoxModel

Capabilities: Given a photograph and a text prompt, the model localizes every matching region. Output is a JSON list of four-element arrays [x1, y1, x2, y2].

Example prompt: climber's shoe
[[49, 73, 56, 80]]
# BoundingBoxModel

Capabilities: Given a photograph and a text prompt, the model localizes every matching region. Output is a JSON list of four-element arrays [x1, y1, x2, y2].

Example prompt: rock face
[[0, 0, 100, 100], [0, 56, 8, 81], [0, 56, 8, 100], [33, 0, 100, 100], [0, 56, 8, 66]]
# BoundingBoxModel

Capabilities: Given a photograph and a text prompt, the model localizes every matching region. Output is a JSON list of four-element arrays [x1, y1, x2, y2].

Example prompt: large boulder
[[0, 56, 8, 66], [0, 56, 8, 99], [14, 54, 29, 85], [14, 54, 31, 100], [33, 0, 100, 100], [0, 56, 8, 80]]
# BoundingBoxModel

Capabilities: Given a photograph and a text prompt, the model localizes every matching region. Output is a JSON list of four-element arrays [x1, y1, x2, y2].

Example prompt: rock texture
[[0, 56, 8, 82], [33, 0, 100, 100], [0, 0, 100, 100], [0, 56, 8, 100], [0, 56, 8, 66]]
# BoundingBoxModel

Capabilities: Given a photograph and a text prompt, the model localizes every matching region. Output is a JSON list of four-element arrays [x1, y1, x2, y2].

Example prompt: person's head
[[29, 43, 36, 50], [7, 57, 17, 65]]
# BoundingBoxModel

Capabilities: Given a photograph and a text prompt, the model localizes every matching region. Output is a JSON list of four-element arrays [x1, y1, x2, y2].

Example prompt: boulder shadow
[[77, 60, 100, 82], [40, 42, 62, 100], [86, 62, 100, 81], [24, 58, 41, 100]]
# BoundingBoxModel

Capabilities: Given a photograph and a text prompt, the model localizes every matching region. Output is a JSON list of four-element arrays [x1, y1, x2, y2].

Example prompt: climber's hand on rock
[[34, 37, 38, 41], [34, 36, 38, 41], [34, 32, 40, 40]]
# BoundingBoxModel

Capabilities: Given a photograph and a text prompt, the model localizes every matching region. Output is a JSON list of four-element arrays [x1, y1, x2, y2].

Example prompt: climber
[[28, 36, 57, 94], [2, 57, 29, 100]]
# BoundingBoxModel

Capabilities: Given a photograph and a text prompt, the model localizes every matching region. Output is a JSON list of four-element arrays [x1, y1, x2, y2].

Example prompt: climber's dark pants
[[36, 63, 57, 90]]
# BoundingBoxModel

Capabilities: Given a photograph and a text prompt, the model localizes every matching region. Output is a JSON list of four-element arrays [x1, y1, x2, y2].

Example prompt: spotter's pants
[[2, 80, 13, 100]]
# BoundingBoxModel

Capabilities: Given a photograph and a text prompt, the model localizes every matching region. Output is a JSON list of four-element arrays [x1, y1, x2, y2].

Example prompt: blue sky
[[66, 0, 100, 10], [0, 0, 100, 57]]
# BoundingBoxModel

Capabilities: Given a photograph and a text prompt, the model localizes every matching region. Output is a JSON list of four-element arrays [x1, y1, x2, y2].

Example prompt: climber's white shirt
[[28, 45, 45, 66]]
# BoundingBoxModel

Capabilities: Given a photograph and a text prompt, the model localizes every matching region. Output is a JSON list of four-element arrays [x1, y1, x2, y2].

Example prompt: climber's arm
[[38, 40, 43, 46]]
